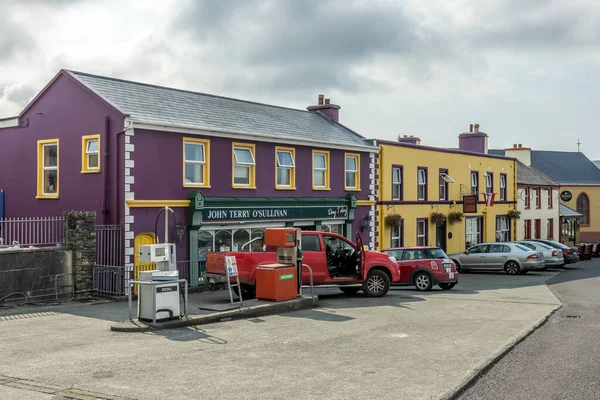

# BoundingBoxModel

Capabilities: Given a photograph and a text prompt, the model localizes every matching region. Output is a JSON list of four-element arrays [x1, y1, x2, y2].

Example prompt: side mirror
[[464, 250, 469, 255]]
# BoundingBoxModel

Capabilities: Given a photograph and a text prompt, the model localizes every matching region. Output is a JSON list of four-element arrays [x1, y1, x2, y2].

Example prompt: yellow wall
[[559, 185, 600, 234], [377, 143, 517, 254]]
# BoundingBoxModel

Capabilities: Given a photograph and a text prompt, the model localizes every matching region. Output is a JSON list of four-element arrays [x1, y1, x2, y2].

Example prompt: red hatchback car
[[382, 247, 459, 291]]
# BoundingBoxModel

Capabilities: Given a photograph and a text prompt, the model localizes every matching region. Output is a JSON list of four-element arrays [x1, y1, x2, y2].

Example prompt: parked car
[[514, 240, 564, 268], [527, 239, 579, 265], [203, 230, 401, 298], [448, 243, 545, 274], [382, 246, 459, 291]]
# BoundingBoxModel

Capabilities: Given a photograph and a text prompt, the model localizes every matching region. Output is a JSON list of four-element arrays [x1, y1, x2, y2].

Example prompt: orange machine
[[205, 252, 227, 275], [263, 227, 298, 248]]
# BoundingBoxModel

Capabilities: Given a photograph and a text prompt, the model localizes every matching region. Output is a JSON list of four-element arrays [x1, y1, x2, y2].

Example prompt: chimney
[[504, 143, 532, 166], [458, 123, 489, 154], [307, 94, 341, 122], [397, 134, 421, 145]]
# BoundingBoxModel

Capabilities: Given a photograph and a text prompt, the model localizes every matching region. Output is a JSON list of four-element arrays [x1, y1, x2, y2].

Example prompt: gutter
[[101, 116, 110, 224]]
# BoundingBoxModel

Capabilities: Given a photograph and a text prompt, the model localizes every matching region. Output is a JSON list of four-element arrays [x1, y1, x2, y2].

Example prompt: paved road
[[457, 262, 600, 400]]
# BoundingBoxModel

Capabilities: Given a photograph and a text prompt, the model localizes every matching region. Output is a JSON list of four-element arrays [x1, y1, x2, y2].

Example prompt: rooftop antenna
[[577, 138, 582, 152]]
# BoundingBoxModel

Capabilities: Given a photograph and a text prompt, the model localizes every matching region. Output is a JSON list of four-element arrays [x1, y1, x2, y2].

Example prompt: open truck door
[[355, 231, 366, 280]]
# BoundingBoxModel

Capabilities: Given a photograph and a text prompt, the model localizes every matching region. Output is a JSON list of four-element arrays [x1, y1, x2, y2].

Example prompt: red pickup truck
[[204, 231, 401, 298]]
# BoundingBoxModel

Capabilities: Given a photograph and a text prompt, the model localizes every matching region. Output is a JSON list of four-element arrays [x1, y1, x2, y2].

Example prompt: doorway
[[435, 223, 447, 251]]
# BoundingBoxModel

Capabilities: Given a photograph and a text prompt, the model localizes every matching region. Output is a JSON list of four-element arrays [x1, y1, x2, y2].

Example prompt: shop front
[[187, 191, 358, 286]]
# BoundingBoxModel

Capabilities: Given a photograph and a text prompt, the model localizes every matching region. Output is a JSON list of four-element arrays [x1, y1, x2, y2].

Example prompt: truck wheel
[[363, 270, 390, 297], [339, 287, 360, 295]]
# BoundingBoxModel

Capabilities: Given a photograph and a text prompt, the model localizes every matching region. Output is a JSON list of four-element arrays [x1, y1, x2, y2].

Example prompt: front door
[[134, 232, 157, 294], [436, 223, 447, 251]]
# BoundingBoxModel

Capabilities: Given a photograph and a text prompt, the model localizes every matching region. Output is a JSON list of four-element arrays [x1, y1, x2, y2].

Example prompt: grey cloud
[[3, 84, 37, 105], [0, 14, 36, 61]]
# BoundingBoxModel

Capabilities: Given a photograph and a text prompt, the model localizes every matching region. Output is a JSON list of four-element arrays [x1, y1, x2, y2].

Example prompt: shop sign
[[560, 190, 572, 202], [202, 205, 349, 223], [463, 195, 477, 213], [225, 256, 238, 277]]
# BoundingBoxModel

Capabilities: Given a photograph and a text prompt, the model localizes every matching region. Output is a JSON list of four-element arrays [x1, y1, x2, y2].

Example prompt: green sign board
[[279, 273, 295, 281], [202, 205, 349, 223]]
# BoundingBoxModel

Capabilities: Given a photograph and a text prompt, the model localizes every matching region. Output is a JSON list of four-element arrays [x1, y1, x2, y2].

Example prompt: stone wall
[[0, 248, 72, 299], [63, 211, 96, 293]]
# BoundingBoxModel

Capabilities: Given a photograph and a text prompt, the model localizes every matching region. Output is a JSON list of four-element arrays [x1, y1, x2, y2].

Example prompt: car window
[[426, 248, 448, 259], [322, 235, 354, 253], [468, 245, 486, 254], [401, 250, 426, 260], [488, 244, 505, 253], [515, 244, 532, 251], [502, 245, 511, 253], [302, 235, 321, 252], [384, 250, 403, 260], [519, 242, 536, 250]]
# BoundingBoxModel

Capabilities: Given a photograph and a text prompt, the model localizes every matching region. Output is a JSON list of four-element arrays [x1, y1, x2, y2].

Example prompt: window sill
[[345, 188, 361, 192], [233, 186, 257, 190], [184, 184, 211, 188], [36, 195, 59, 200], [81, 170, 101, 174], [313, 187, 331, 191], [276, 186, 297, 191]]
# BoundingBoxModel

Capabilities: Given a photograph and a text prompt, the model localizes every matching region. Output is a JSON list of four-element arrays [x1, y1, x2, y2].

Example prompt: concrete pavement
[[0, 268, 566, 400]]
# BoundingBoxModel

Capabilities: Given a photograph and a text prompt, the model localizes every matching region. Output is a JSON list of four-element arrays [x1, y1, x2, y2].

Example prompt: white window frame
[[535, 187, 541, 208], [466, 217, 482, 248], [42, 143, 58, 195], [185, 141, 206, 185], [85, 139, 99, 170], [496, 216, 510, 242], [345, 155, 358, 189], [439, 171, 447, 201], [525, 187, 531, 208], [416, 219, 427, 246], [486, 173, 492, 194], [391, 225, 402, 247], [500, 175, 506, 200], [276, 149, 295, 187], [313, 152, 328, 188], [471, 172, 478, 195], [417, 169, 427, 201], [233, 146, 256, 186], [392, 167, 402, 200]]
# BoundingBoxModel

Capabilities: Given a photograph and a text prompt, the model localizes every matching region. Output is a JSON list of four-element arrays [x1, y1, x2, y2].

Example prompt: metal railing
[[93, 265, 127, 296], [0, 216, 64, 247], [96, 225, 122, 266]]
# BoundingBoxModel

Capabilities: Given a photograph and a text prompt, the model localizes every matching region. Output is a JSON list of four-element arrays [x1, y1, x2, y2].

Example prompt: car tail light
[[527, 254, 539, 259], [552, 250, 558, 257], [563, 249, 572, 254]]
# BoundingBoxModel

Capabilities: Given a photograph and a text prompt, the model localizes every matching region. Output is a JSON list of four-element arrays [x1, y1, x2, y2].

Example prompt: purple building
[[0, 70, 377, 287]]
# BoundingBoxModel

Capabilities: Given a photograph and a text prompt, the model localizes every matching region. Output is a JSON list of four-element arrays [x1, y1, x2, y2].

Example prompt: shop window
[[81, 134, 100, 173], [312, 150, 330, 190], [577, 193, 590, 225], [233, 229, 250, 251], [184, 137, 210, 187], [416, 219, 428, 246], [417, 168, 427, 201], [197, 231, 214, 262], [197, 228, 267, 257], [391, 225, 403, 248], [496, 216, 510, 242], [392, 166, 403, 201], [232, 143, 256, 188], [275, 147, 295, 189], [465, 217, 482, 248], [37, 139, 59, 198], [500, 174, 507, 201], [486, 172, 493, 194], [344, 153, 360, 191], [471, 172, 479, 196], [322, 223, 343, 235], [250, 228, 265, 252]]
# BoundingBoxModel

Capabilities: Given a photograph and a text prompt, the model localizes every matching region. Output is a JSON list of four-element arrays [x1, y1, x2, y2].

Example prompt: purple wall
[[0, 73, 124, 223], [132, 129, 371, 199]]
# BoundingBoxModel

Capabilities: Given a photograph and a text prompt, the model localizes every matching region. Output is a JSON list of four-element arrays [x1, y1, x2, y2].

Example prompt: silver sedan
[[448, 242, 545, 275], [514, 240, 564, 268]]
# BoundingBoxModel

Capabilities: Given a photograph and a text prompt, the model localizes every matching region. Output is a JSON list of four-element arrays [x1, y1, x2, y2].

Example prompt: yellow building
[[373, 126, 517, 254]]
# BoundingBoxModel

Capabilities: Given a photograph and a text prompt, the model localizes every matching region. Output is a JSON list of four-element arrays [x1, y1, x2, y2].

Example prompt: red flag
[[484, 193, 496, 207]]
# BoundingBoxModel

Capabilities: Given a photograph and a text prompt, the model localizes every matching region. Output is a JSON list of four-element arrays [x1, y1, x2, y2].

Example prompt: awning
[[560, 203, 583, 218]]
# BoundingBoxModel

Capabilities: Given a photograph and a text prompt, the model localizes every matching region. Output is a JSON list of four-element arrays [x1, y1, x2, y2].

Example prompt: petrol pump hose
[[297, 248, 303, 295]]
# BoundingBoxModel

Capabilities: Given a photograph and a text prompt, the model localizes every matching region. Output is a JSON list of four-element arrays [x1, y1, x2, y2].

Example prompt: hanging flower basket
[[447, 211, 464, 225], [430, 212, 446, 225], [384, 213, 403, 227], [507, 209, 521, 219]]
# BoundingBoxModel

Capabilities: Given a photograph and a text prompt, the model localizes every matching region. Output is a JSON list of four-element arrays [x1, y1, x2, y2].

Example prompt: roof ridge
[[67, 69, 319, 116]]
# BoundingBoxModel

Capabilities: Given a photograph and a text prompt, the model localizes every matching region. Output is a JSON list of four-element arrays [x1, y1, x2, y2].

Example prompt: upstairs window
[[392, 166, 403, 200], [233, 143, 256, 188], [577, 193, 590, 225], [344, 153, 360, 190], [37, 139, 59, 198], [535, 187, 541, 208], [312, 150, 330, 190], [486, 172, 493, 194], [184, 137, 210, 187], [500, 174, 507, 201], [276, 147, 295, 189], [82, 134, 100, 173], [417, 168, 427, 201], [547, 188, 553, 209], [471, 172, 479, 195], [524, 187, 531, 209]]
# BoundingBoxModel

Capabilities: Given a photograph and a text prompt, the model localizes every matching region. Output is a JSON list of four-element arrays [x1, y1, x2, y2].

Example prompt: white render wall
[[516, 186, 560, 240]]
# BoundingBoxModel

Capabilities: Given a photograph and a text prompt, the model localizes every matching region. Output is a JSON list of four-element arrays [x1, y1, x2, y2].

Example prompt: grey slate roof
[[515, 160, 558, 186], [594, 160, 600, 170], [560, 203, 583, 217], [489, 149, 600, 185], [67, 70, 374, 150]]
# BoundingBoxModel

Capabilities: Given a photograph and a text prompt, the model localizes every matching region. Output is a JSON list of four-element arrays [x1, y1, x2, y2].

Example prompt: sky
[[1, 0, 600, 160]]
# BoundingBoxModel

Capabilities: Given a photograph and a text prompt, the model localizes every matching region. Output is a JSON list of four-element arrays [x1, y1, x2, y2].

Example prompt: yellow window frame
[[344, 152, 361, 191], [275, 146, 296, 190], [232, 142, 256, 189], [36, 138, 59, 199], [81, 134, 101, 173], [183, 137, 211, 188], [312, 150, 330, 190]]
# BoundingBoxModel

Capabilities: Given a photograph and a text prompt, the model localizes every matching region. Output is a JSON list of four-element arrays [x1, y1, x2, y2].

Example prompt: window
[[524, 220, 532, 239], [344, 153, 360, 190], [496, 216, 510, 242], [547, 188, 553, 209], [417, 168, 427, 201], [439, 169, 449, 201], [321, 223, 344, 235], [488, 244, 511, 253], [467, 244, 487, 254], [312, 150, 330, 190], [534, 219, 541, 239], [392, 166, 403, 200], [183, 138, 210, 187], [471, 172, 479, 196], [524, 187, 531, 209], [275, 147, 295, 189], [232, 143, 256, 188], [391, 224, 403, 247], [577, 193, 590, 225], [301, 235, 322, 252], [547, 218, 554, 239], [81, 134, 100, 173], [197, 228, 266, 257], [535, 188, 541, 209], [37, 139, 59, 198], [500, 174, 507, 201], [416, 219, 428, 246], [465, 217, 482, 248], [486, 172, 493, 194]]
